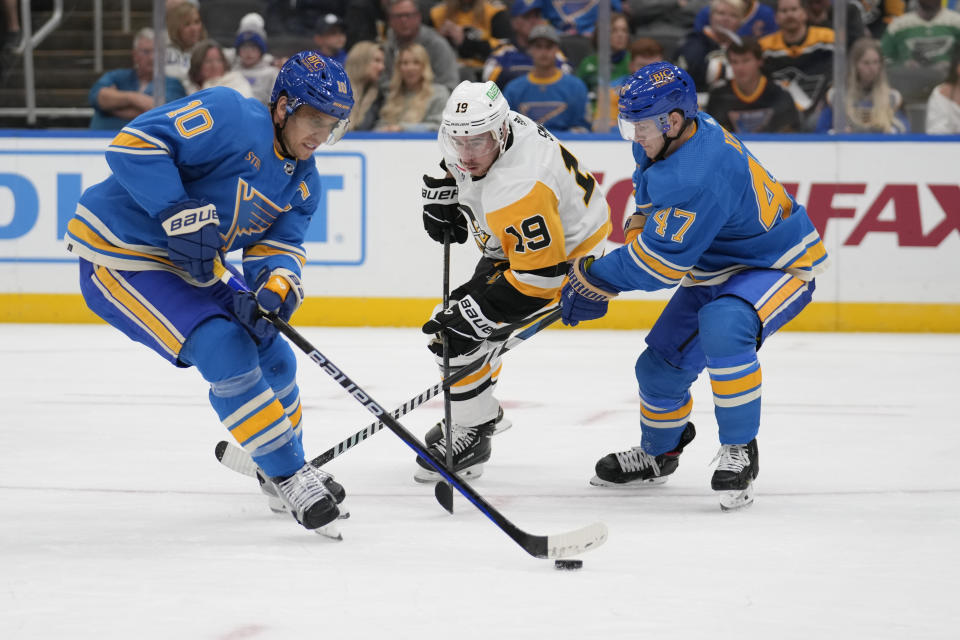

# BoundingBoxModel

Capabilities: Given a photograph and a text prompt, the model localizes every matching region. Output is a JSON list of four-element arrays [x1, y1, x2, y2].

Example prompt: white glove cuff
[[161, 204, 218, 236]]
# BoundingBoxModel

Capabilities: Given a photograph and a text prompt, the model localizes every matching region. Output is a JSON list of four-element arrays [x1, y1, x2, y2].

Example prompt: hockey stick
[[214, 307, 562, 479], [218, 268, 606, 559], [436, 229, 455, 513]]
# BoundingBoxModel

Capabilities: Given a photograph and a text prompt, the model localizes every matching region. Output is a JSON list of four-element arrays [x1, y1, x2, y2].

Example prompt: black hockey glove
[[422, 294, 503, 358], [422, 174, 468, 244]]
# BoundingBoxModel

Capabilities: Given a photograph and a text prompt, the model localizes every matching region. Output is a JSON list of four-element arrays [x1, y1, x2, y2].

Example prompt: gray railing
[[0, 0, 132, 125]]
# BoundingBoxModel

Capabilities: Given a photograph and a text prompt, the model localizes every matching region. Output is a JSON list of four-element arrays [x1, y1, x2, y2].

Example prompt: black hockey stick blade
[[434, 480, 454, 513]]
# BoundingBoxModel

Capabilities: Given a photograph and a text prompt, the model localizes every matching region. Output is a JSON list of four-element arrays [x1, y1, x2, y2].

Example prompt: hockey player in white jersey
[[415, 80, 611, 481]]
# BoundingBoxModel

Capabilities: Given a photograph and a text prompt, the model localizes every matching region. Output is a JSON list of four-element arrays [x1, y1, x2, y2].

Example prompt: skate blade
[[269, 499, 349, 518], [718, 483, 755, 511], [492, 418, 512, 435], [266, 495, 287, 514], [413, 463, 484, 484], [589, 474, 668, 488], [314, 521, 343, 540]]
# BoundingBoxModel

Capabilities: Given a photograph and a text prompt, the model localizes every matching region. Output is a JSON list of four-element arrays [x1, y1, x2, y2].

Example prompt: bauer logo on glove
[[460, 297, 495, 336], [161, 203, 219, 235], [422, 174, 468, 244]]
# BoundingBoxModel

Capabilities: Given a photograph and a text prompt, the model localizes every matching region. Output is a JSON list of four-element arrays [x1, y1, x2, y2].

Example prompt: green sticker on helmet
[[486, 84, 500, 100]]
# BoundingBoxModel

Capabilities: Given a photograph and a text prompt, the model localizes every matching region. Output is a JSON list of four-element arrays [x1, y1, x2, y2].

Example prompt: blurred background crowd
[[2, 0, 959, 134]]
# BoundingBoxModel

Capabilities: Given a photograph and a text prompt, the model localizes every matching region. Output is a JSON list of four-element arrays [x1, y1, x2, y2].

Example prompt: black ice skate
[[711, 438, 759, 511], [257, 466, 348, 516], [424, 406, 512, 446], [265, 463, 341, 531], [590, 422, 696, 487], [414, 419, 495, 483]]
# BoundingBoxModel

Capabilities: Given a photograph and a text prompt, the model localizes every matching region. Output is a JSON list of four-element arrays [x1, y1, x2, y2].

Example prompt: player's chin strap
[[272, 104, 297, 163], [652, 117, 693, 164]]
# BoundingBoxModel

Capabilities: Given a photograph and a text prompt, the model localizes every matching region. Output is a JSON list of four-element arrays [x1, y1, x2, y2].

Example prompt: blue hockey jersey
[[590, 113, 829, 292], [65, 87, 320, 286]]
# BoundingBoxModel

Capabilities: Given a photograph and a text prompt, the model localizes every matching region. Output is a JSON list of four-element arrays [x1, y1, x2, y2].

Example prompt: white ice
[[2, 324, 959, 639]]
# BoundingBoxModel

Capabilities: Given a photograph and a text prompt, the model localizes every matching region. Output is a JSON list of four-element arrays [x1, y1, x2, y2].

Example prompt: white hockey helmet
[[439, 81, 511, 170]]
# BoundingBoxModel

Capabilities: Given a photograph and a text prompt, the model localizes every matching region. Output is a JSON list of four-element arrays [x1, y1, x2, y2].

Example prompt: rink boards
[[0, 131, 958, 331]]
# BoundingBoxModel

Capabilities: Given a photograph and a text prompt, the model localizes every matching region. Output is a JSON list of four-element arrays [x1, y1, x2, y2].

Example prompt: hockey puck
[[554, 559, 583, 570]]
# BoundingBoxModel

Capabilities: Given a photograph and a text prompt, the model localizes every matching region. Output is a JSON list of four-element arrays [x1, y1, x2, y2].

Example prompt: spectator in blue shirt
[[504, 23, 590, 131], [88, 28, 187, 130]]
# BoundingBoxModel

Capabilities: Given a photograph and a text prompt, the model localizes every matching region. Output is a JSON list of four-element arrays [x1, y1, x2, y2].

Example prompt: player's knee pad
[[181, 316, 259, 385], [257, 333, 297, 389], [634, 348, 697, 400], [698, 295, 761, 359]]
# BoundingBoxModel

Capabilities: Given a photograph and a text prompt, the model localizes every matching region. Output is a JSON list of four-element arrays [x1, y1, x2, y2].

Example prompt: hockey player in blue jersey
[[64, 51, 354, 532], [560, 62, 829, 510]]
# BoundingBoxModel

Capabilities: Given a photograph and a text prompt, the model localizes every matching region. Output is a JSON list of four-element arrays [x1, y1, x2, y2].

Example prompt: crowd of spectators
[[85, 0, 960, 134]]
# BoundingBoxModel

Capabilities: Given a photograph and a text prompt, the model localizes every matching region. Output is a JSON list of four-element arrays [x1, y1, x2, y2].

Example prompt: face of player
[[610, 16, 630, 52], [856, 47, 882, 88], [620, 118, 668, 158], [398, 49, 425, 89], [178, 11, 204, 49], [280, 105, 343, 160], [621, 112, 689, 160], [728, 50, 763, 87], [450, 131, 500, 177]]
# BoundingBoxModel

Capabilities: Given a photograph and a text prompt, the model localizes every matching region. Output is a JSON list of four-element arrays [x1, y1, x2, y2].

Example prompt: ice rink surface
[[2, 323, 958, 639]]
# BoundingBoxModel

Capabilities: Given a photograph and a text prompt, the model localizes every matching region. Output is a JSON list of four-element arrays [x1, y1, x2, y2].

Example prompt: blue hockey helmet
[[271, 51, 354, 144], [617, 62, 697, 141]]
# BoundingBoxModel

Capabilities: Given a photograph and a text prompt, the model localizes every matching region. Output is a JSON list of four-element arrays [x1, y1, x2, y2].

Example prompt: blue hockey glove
[[251, 268, 304, 322], [233, 290, 277, 342], [158, 199, 221, 282], [232, 268, 303, 342], [561, 256, 620, 327], [422, 174, 468, 244], [422, 294, 501, 358]]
